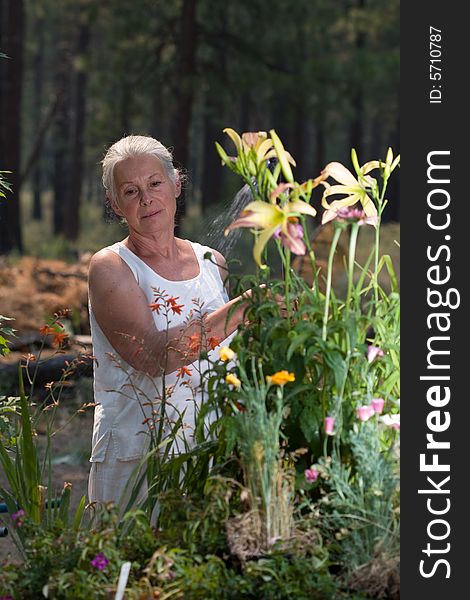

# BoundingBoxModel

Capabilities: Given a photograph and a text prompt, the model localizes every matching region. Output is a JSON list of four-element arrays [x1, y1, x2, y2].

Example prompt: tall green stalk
[[346, 222, 360, 314], [322, 226, 343, 341]]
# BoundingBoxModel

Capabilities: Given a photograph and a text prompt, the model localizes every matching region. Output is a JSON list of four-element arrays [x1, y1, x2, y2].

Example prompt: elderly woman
[[87, 134, 246, 507]]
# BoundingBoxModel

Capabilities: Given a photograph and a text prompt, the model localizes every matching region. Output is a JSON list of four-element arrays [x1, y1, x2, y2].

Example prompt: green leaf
[[323, 351, 348, 392], [0, 334, 10, 355], [72, 495, 87, 530], [299, 401, 322, 444], [17, 367, 41, 523], [377, 254, 399, 293]]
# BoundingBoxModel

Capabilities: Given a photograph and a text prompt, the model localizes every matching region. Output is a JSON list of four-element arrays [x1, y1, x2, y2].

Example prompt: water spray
[[201, 158, 279, 258]]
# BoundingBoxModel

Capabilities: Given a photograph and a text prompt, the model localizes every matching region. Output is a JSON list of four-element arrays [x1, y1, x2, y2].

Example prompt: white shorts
[[88, 437, 147, 511]]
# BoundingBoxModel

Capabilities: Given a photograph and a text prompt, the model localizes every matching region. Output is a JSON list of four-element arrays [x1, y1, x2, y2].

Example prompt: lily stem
[[322, 226, 343, 342], [346, 222, 360, 314]]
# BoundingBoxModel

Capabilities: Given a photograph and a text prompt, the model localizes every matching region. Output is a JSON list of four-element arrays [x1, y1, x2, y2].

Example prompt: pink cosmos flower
[[371, 398, 385, 414], [356, 405, 375, 422], [336, 207, 379, 226], [91, 552, 109, 571], [304, 467, 319, 484], [324, 416, 335, 435], [367, 345, 384, 363]]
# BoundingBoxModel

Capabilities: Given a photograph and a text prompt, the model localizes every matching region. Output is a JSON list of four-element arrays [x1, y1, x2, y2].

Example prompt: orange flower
[[166, 296, 184, 314], [40, 324, 68, 347], [169, 303, 184, 315], [149, 302, 163, 313], [187, 333, 201, 354], [176, 365, 193, 379], [208, 336, 220, 350], [39, 325, 56, 336], [52, 331, 68, 347], [266, 370, 295, 386]]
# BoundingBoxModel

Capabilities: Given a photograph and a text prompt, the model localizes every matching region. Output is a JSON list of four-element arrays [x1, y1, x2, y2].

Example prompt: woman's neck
[[125, 230, 181, 259]]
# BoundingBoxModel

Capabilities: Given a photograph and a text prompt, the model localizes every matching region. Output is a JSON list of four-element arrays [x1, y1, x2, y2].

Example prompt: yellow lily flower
[[217, 128, 296, 177], [379, 147, 401, 178], [269, 129, 295, 183], [320, 160, 379, 225], [225, 196, 317, 267]]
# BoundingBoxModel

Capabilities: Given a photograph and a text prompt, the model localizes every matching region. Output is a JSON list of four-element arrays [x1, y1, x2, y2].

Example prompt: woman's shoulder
[[89, 241, 132, 279]]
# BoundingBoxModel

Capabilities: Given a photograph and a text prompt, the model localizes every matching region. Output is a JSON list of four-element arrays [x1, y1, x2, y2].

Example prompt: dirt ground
[[0, 255, 94, 561], [0, 384, 94, 562]]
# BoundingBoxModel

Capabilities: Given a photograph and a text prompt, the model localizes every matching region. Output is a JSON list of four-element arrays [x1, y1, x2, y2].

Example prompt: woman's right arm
[[88, 249, 248, 376], [88, 249, 170, 376]]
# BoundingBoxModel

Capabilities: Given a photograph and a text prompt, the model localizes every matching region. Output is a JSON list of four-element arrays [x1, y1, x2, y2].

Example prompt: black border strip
[[401, 2, 468, 597]]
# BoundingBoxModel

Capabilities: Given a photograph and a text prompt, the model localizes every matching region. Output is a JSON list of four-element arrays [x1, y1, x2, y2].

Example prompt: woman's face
[[111, 154, 181, 234]]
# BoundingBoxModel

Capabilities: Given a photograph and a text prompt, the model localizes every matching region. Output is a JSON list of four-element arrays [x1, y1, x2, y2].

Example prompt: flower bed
[[0, 130, 400, 599]]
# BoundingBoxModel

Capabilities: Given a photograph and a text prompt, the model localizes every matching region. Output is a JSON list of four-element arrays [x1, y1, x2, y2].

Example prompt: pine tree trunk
[[0, 0, 25, 254], [51, 39, 72, 237], [63, 17, 91, 242], [31, 12, 45, 221], [201, 113, 224, 213], [349, 0, 366, 158], [172, 0, 197, 231]]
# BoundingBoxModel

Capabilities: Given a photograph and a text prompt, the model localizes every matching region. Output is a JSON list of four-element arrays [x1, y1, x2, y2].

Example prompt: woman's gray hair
[[101, 135, 178, 200]]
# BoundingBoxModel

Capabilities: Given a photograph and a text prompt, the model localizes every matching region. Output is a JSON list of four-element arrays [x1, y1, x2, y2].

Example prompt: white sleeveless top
[[89, 240, 232, 462]]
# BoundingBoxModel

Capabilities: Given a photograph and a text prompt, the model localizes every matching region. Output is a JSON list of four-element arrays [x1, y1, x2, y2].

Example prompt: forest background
[[0, 0, 399, 259]]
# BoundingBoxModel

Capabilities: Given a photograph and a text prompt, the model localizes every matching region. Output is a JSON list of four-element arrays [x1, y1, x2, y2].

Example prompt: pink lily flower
[[371, 398, 385, 414], [356, 405, 376, 422], [225, 196, 316, 267], [273, 221, 306, 255], [324, 416, 335, 435]]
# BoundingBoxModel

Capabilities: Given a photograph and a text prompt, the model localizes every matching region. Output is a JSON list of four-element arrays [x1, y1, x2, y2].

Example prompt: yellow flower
[[266, 370, 295, 386], [269, 129, 294, 183], [225, 196, 317, 267], [225, 373, 241, 388], [216, 128, 296, 178], [380, 147, 401, 178], [219, 346, 236, 361], [320, 153, 380, 224]]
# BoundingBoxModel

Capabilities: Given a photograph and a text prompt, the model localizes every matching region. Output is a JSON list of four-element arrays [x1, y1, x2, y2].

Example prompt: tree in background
[[0, 0, 25, 253], [1, 0, 399, 253]]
